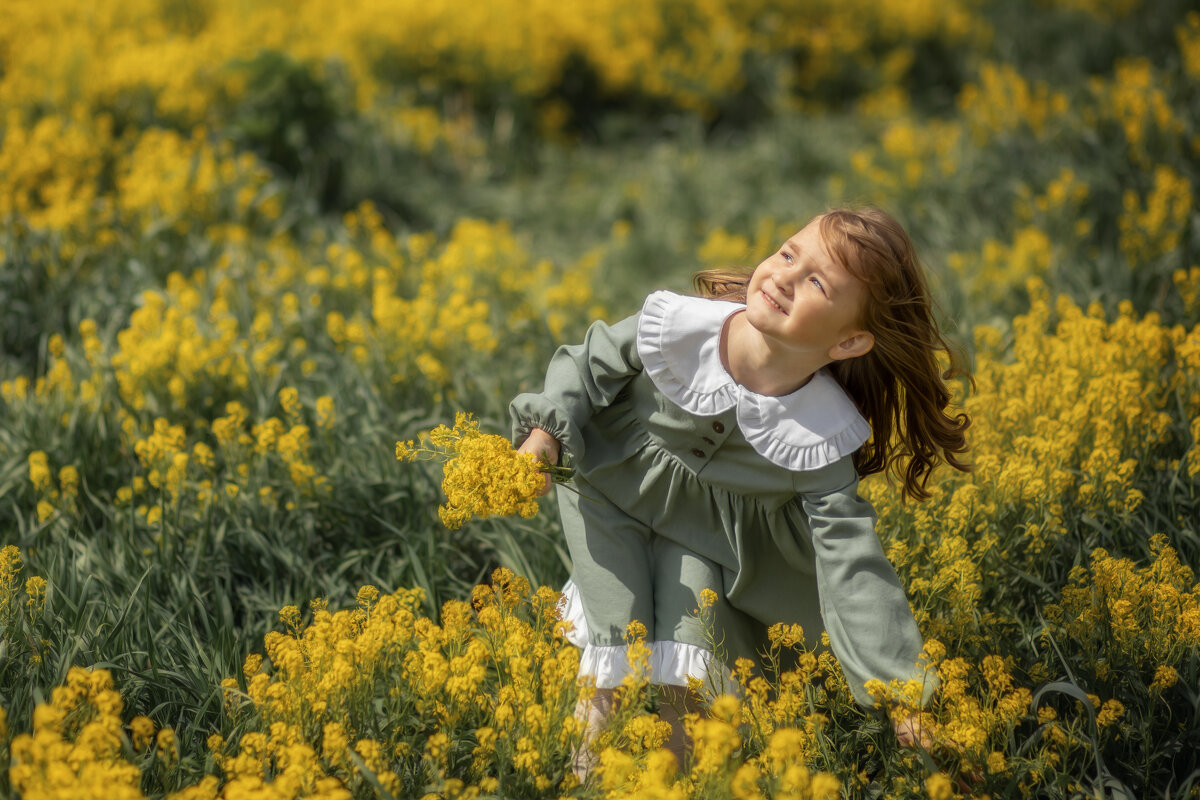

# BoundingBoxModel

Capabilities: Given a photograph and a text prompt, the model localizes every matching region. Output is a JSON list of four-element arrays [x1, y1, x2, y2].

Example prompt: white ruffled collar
[[635, 289, 871, 472]]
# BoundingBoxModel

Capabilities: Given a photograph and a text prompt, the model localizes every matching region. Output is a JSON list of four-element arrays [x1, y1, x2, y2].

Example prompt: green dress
[[510, 290, 934, 709]]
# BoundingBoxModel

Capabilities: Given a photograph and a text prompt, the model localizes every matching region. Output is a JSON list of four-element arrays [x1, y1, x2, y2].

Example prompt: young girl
[[510, 207, 970, 775]]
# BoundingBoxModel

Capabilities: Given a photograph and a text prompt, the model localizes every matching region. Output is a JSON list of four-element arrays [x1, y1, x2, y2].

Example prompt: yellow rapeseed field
[[1, 0, 1198, 798]]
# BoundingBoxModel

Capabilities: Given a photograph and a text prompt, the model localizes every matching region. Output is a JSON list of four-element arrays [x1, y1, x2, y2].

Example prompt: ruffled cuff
[[556, 579, 590, 648], [509, 392, 586, 462], [559, 581, 735, 693], [578, 641, 735, 693]]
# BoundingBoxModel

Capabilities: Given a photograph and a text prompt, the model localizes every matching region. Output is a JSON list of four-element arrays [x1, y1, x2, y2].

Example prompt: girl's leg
[[648, 537, 726, 771], [557, 482, 657, 783], [571, 686, 616, 782], [656, 683, 705, 771]]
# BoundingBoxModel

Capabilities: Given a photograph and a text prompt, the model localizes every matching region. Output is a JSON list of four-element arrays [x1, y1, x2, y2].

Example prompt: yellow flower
[[316, 396, 336, 429], [279, 386, 302, 422], [1097, 698, 1125, 727], [397, 412, 562, 529], [1150, 664, 1179, 692], [129, 716, 155, 750], [28, 451, 52, 492], [156, 728, 179, 764], [925, 772, 954, 800], [24, 576, 47, 613]]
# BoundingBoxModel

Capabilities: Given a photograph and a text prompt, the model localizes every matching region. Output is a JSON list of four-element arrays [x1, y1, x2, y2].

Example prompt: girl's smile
[[760, 289, 787, 315]]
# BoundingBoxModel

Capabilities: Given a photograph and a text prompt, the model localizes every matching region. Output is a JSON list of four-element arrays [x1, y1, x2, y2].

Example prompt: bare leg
[[571, 687, 616, 782], [656, 684, 705, 772]]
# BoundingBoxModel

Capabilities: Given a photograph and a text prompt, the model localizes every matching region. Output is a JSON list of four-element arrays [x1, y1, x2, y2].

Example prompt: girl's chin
[[742, 305, 777, 334]]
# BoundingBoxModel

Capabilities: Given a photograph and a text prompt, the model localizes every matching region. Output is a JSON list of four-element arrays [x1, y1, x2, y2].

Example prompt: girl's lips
[[762, 289, 787, 315]]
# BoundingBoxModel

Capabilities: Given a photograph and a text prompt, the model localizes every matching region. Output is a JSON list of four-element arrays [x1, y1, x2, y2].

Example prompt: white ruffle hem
[[557, 579, 736, 693]]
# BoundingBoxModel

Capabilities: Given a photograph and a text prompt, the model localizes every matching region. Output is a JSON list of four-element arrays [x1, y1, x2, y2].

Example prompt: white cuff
[[558, 579, 738, 695], [556, 579, 590, 648], [578, 641, 736, 695]]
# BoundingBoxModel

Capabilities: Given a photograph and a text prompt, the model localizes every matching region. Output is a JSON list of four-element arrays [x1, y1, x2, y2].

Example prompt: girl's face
[[744, 217, 874, 362]]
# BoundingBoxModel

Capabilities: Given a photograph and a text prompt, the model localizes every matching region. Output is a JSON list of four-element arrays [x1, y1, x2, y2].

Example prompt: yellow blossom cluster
[[194, 569, 584, 798], [397, 412, 552, 529], [1175, 266, 1200, 320], [957, 62, 1070, 146], [0, 113, 276, 266], [6, 201, 603, 428], [948, 225, 1055, 302], [969, 286, 1179, 524], [1086, 59, 1187, 167], [1044, 534, 1200, 678], [114, 126, 279, 235], [1, 545, 27, 626], [0, 110, 111, 235], [26, 451, 81, 522], [92, 389, 338, 535], [1012, 168, 1094, 243], [864, 281, 1198, 647], [696, 220, 800, 272], [0, 545, 49, 665], [868, 646, 1032, 776], [111, 271, 263, 414], [8, 667, 165, 800], [1119, 164, 1194, 267], [0, 0, 988, 129], [849, 118, 963, 193]]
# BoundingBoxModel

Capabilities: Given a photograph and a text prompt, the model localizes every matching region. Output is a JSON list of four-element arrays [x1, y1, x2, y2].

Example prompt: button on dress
[[509, 290, 935, 708]]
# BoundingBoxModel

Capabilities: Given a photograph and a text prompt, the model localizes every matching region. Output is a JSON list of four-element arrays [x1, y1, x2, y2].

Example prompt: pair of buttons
[[692, 420, 726, 458]]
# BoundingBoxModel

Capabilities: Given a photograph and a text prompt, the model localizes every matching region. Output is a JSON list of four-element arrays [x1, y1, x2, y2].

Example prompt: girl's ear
[[829, 331, 874, 361]]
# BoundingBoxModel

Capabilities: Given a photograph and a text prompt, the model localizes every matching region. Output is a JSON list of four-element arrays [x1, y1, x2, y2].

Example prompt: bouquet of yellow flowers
[[396, 412, 572, 529]]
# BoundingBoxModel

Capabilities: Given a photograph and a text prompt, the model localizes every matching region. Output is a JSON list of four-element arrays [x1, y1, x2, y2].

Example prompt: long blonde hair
[[693, 207, 971, 500]]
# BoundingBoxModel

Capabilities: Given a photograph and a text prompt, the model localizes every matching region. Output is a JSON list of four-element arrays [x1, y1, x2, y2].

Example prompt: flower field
[[1, 0, 1199, 797]]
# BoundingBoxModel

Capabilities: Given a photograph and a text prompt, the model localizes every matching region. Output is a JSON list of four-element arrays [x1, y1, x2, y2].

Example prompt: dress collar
[[635, 289, 871, 472]]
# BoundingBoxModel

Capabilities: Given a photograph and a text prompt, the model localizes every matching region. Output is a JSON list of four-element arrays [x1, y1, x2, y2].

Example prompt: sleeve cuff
[[509, 392, 586, 462]]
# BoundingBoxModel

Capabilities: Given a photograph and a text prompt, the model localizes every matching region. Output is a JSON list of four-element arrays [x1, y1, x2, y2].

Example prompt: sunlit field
[[2, 0, 1199, 797]]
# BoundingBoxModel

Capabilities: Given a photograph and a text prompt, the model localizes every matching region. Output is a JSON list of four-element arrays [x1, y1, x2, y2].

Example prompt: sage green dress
[[509, 290, 935, 709]]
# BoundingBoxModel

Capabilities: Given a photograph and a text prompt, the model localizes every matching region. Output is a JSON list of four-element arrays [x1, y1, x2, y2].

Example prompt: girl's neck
[[719, 311, 822, 397]]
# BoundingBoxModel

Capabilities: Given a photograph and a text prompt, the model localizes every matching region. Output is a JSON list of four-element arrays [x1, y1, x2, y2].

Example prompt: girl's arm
[[509, 312, 644, 464], [799, 469, 939, 714]]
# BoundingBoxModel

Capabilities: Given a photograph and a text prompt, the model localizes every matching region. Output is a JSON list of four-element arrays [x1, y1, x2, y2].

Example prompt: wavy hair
[[693, 207, 971, 501]]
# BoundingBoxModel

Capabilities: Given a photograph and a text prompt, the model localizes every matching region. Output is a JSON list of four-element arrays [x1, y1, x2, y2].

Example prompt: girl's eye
[[810, 277, 825, 293], [781, 251, 793, 264]]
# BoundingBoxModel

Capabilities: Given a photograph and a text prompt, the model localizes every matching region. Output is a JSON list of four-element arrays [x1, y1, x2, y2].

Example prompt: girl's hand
[[518, 428, 561, 497], [893, 713, 984, 790], [893, 714, 933, 750]]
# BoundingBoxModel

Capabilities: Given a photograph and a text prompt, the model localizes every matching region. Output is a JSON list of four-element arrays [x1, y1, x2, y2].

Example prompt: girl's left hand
[[894, 714, 985, 791], [892, 714, 933, 750]]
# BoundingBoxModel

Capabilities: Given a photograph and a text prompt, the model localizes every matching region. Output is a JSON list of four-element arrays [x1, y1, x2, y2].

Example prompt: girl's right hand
[[517, 428, 561, 497]]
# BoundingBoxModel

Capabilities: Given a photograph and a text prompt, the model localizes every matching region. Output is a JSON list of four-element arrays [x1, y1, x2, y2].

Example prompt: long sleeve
[[802, 475, 938, 711], [509, 312, 643, 460]]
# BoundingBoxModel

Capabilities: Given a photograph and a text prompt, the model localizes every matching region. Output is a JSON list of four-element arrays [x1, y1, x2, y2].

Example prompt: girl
[[510, 207, 971, 776]]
